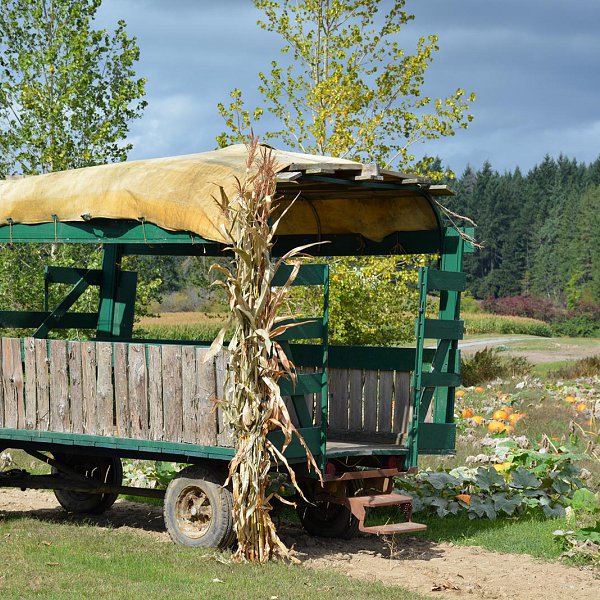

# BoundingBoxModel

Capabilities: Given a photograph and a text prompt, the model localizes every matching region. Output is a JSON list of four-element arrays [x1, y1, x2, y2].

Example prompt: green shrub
[[396, 442, 586, 520], [550, 355, 600, 379], [552, 316, 600, 338], [461, 292, 483, 313], [461, 347, 532, 386]]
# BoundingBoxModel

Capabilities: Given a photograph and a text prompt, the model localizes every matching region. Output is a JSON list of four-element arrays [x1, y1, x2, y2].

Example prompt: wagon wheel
[[52, 453, 123, 515], [163, 465, 234, 549], [296, 479, 359, 540]]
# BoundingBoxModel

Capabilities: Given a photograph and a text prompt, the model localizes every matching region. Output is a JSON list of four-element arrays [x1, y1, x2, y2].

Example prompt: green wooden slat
[[0, 311, 98, 329], [420, 372, 461, 388], [279, 372, 323, 395], [288, 343, 435, 371], [34, 277, 91, 338], [417, 422, 456, 453], [0, 220, 209, 245], [113, 270, 138, 339], [418, 338, 452, 420], [272, 263, 327, 287], [423, 318, 464, 340], [44, 266, 103, 286], [0, 426, 323, 462], [97, 244, 121, 339], [426, 269, 467, 292], [274, 318, 324, 341]]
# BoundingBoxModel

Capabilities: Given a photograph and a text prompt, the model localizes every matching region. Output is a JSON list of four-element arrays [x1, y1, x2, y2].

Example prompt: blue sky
[[96, 0, 600, 175]]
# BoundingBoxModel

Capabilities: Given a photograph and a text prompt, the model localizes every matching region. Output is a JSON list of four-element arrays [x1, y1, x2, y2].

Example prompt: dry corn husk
[[207, 137, 321, 562]]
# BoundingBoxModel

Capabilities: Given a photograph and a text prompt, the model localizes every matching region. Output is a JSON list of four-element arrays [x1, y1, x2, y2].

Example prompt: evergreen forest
[[448, 154, 600, 307]]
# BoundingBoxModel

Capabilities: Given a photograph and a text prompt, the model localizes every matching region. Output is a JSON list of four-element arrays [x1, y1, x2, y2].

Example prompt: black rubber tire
[[297, 499, 359, 539], [52, 453, 123, 515], [164, 465, 234, 549]]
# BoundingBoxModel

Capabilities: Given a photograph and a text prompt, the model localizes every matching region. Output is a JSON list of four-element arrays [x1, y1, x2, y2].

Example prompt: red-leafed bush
[[481, 295, 565, 323]]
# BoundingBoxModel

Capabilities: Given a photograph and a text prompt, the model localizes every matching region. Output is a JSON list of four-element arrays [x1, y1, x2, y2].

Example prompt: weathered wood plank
[[113, 343, 129, 438], [393, 370, 412, 436], [182, 346, 197, 443], [328, 368, 348, 430], [195, 348, 218, 446], [35, 339, 50, 430], [215, 350, 233, 446], [95, 342, 114, 436], [162, 344, 183, 443], [81, 341, 97, 434], [67, 342, 83, 434], [348, 369, 363, 431], [2, 338, 24, 429], [378, 370, 394, 433], [128, 343, 148, 439], [363, 370, 378, 433], [23, 337, 37, 430], [147, 345, 163, 441], [49, 340, 69, 432]]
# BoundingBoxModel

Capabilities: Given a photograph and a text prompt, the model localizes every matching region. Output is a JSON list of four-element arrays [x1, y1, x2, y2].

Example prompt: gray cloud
[[96, 0, 600, 174]]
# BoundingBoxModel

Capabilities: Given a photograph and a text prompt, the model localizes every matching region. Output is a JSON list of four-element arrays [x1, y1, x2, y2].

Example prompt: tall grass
[[463, 312, 552, 337], [134, 323, 226, 342]]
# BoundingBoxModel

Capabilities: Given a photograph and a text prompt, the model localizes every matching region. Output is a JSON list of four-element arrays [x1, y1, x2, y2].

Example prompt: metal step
[[347, 493, 413, 509], [361, 521, 427, 535], [343, 492, 425, 535]]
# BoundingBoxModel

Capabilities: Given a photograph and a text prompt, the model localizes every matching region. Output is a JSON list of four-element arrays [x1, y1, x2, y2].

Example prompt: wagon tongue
[[344, 493, 427, 535]]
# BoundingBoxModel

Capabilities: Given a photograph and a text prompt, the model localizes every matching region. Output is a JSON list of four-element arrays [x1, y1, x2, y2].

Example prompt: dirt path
[[459, 335, 600, 364], [1, 489, 597, 599]]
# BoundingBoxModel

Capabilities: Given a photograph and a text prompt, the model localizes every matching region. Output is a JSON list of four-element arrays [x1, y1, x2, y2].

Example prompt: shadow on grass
[[0, 496, 166, 535]]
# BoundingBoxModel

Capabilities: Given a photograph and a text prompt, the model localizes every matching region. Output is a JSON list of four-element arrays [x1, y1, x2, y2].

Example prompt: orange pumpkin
[[487, 420, 505, 433], [503, 424, 515, 435], [474, 386, 485, 393], [493, 410, 509, 421], [455, 390, 466, 398], [456, 494, 471, 505], [508, 413, 524, 425], [576, 403, 588, 413], [565, 395, 576, 403], [461, 407, 474, 418], [501, 406, 513, 414], [471, 415, 485, 425]]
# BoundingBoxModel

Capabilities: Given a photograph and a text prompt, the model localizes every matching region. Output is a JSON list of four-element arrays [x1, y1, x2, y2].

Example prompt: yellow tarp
[[0, 144, 439, 243]]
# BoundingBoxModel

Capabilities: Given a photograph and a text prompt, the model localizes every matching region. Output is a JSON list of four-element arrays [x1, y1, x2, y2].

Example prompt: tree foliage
[[450, 154, 600, 308], [218, 0, 474, 177], [217, 0, 476, 347], [0, 0, 156, 326], [0, 0, 146, 175]]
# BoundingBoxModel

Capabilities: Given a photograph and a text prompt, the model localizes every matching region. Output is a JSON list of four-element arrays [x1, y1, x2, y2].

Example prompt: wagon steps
[[318, 468, 427, 536]]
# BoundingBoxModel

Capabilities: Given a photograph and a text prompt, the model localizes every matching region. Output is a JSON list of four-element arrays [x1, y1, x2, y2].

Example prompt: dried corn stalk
[[208, 137, 320, 562]]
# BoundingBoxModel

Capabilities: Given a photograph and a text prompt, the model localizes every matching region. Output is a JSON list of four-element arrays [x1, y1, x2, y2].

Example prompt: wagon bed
[[0, 144, 472, 545]]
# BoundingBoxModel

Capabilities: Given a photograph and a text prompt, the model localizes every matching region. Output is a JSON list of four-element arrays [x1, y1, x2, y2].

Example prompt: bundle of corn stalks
[[208, 138, 321, 562]]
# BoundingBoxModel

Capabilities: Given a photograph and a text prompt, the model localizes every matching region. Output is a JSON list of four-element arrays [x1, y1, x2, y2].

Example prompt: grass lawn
[[414, 514, 566, 561], [0, 517, 427, 600]]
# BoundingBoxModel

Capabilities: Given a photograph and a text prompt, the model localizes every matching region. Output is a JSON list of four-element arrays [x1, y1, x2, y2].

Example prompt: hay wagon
[[0, 145, 472, 547]]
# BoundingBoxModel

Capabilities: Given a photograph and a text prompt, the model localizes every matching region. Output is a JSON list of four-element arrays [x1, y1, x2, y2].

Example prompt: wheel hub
[[175, 485, 213, 539]]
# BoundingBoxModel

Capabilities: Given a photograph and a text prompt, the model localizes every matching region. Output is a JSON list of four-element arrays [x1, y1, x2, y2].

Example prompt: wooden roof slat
[[275, 171, 302, 182]]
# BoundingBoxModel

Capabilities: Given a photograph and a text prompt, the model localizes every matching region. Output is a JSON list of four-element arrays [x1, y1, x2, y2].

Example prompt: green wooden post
[[320, 263, 329, 471], [96, 244, 122, 339], [433, 229, 465, 424], [408, 266, 428, 467]]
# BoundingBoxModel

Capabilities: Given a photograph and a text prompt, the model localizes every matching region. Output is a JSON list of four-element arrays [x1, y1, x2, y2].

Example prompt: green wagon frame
[[0, 145, 473, 545]]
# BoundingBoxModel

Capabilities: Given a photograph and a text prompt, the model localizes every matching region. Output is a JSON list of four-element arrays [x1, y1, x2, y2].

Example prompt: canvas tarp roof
[[0, 144, 446, 244]]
